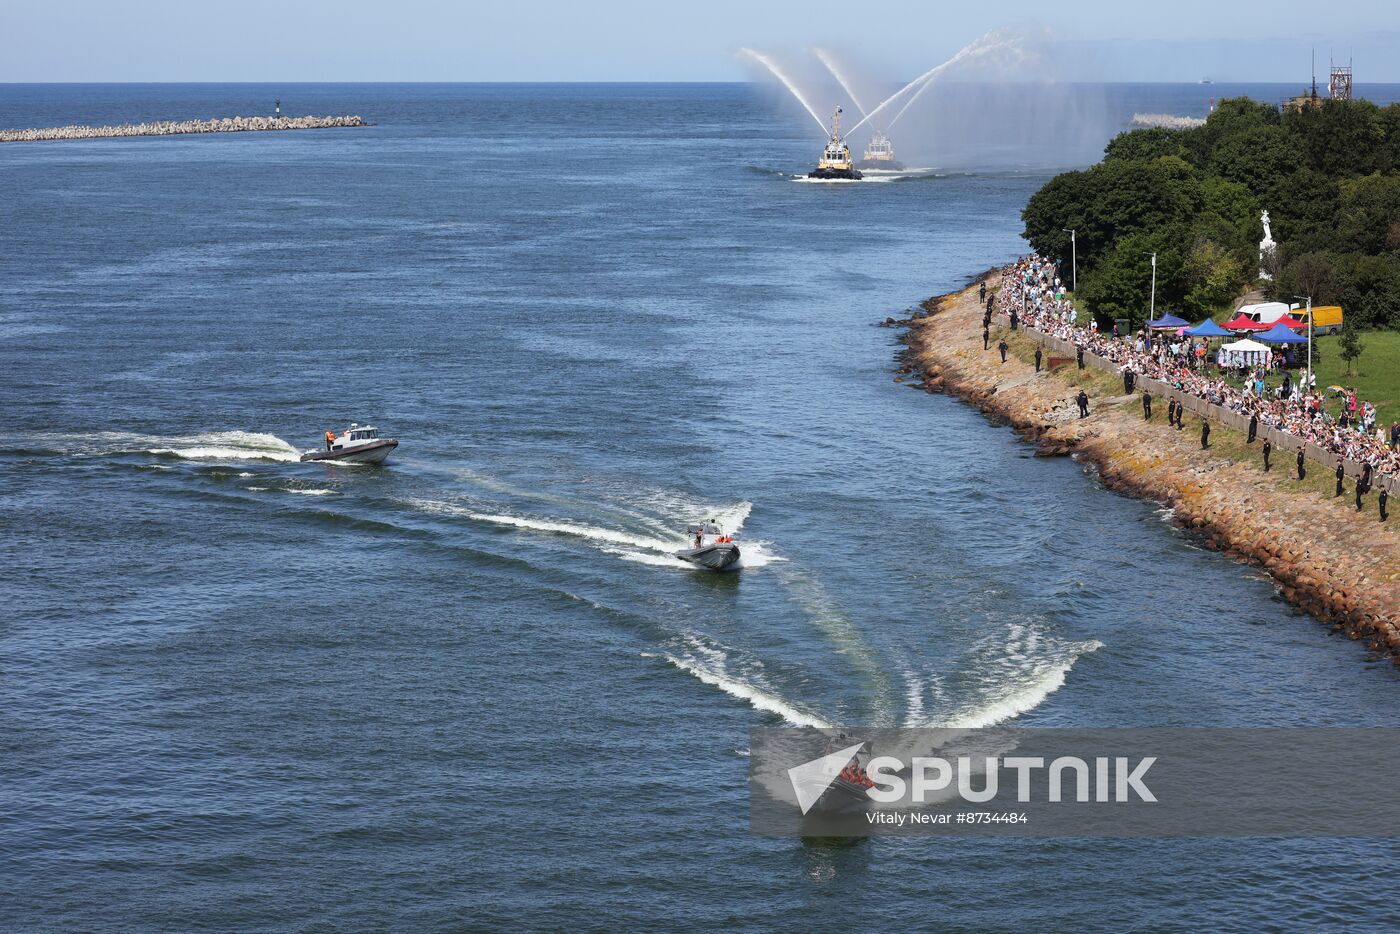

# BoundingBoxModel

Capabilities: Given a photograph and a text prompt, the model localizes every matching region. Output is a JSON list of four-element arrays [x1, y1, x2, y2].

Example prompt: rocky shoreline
[[898, 276, 1400, 662], [0, 115, 369, 143]]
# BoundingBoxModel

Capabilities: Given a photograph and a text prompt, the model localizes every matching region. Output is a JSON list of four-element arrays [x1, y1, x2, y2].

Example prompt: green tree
[[1078, 229, 1186, 328], [1023, 157, 1202, 277], [1181, 237, 1249, 318], [1207, 125, 1300, 201], [1284, 98, 1386, 176], [1336, 174, 1400, 254], [1339, 317, 1365, 375], [1104, 128, 1188, 163]]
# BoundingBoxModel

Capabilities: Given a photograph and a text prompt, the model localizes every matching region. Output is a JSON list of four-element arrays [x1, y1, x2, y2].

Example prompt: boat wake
[[646, 633, 831, 729], [407, 494, 783, 569], [905, 623, 1103, 729], [2, 429, 306, 462], [149, 431, 305, 463]]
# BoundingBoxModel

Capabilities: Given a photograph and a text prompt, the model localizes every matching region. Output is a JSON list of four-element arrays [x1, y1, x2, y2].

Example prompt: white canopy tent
[[1218, 337, 1272, 367]]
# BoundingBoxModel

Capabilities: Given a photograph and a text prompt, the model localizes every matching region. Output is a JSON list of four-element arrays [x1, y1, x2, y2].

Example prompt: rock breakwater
[[1, 115, 369, 143], [902, 277, 1400, 662]]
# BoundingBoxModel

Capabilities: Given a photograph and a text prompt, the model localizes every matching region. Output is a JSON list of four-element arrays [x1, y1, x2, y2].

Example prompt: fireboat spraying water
[[858, 130, 904, 171], [807, 107, 862, 180]]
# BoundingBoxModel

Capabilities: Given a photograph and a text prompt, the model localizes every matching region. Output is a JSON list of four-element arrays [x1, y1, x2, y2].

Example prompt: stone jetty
[[0, 114, 368, 143], [898, 276, 1400, 662]]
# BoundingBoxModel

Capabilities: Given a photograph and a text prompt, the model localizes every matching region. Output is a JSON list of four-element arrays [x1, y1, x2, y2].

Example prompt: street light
[[1063, 228, 1077, 292], [1143, 251, 1157, 323], [1294, 294, 1313, 393]]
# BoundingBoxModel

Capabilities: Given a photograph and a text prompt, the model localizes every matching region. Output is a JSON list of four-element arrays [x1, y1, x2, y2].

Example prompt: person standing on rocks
[[1076, 390, 1090, 419], [1247, 413, 1258, 444], [1296, 448, 1306, 481], [998, 339, 1009, 363], [1142, 392, 1152, 420], [1122, 368, 1134, 394], [1381, 487, 1390, 522], [1335, 462, 1346, 497], [1010, 310, 1019, 331], [1167, 398, 1176, 426], [1356, 481, 1365, 512], [983, 325, 990, 351], [1263, 439, 1272, 472], [1200, 420, 1210, 449], [979, 281, 987, 303], [1076, 346, 1085, 370], [1034, 347, 1042, 372]]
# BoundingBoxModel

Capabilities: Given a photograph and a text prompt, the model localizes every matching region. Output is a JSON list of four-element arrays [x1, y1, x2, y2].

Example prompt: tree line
[[1021, 96, 1400, 329]]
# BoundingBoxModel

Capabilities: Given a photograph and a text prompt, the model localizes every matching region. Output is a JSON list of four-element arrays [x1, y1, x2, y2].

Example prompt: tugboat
[[300, 423, 398, 464], [807, 107, 862, 180], [857, 131, 903, 171], [674, 520, 741, 571]]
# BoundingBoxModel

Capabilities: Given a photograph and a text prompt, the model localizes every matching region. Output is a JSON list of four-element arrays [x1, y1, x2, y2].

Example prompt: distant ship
[[1200, 78, 1213, 84], [857, 131, 903, 171], [808, 107, 862, 180]]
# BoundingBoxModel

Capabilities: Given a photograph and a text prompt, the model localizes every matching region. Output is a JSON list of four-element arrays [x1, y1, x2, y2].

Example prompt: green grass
[[1309, 330, 1400, 430]]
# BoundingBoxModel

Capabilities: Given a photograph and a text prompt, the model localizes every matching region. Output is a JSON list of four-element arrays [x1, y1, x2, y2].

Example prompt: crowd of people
[[990, 254, 1400, 488]]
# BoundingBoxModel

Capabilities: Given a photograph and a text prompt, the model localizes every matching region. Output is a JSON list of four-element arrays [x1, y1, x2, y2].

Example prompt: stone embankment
[[0, 115, 368, 143], [898, 276, 1400, 662]]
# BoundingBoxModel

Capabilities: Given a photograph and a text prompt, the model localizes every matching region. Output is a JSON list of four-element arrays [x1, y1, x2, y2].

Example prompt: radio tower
[[1329, 56, 1353, 101]]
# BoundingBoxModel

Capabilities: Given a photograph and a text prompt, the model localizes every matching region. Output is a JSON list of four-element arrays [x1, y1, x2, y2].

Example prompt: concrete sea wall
[[1, 115, 368, 143]]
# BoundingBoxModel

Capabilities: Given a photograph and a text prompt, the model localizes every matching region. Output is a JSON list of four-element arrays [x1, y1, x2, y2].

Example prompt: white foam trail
[[739, 48, 829, 135], [937, 640, 1102, 729], [792, 174, 897, 184], [647, 642, 831, 729], [813, 48, 870, 120], [149, 431, 303, 463], [288, 488, 336, 496]]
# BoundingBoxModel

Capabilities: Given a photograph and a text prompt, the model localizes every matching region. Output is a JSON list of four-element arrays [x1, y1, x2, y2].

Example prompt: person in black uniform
[[983, 325, 990, 350], [1175, 403, 1184, 430], [1356, 480, 1365, 511], [1123, 368, 1135, 394], [1200, 420, 1210, 449], [979, 281, 987, 303], [1263, 439, 1272, 472], [1010, 310, 1019, 331], [1361, 462, 1373, 494], [1335, 462, 1345, 497], [1167, 398, 1176, 426], [1076, 390, 1090, 419], [1076, 346, 1085, 370], [1247, 413, 1258, 444], [1296, 448, 1306, 480], [1381, 487, 1390, 522], [1034, 347, 1042, 372], [1142, 392, 1152, 420], [998, 339, 1009, 363]]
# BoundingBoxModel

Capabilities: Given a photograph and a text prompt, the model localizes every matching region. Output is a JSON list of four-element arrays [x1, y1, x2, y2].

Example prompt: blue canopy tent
[[1256, 323, 1309, 344], [1147, 313, 1189, 330], [1183, 319, 1232, 338]]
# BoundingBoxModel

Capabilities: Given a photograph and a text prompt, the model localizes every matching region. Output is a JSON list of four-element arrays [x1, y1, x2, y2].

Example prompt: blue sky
[[4, 0, 1399, 82]]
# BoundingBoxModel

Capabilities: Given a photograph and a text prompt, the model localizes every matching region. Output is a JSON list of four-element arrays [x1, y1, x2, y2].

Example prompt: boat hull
[[807, 167, 863, 180], [300, 439, 398, 464], [673, 543, 741, 571]]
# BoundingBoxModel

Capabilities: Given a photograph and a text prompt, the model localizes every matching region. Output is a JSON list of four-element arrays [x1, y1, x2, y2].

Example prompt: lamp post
[[1063, 228, 1077, 292], [1295, 294, 1313, 393], [1143, 251, 1157, 324]]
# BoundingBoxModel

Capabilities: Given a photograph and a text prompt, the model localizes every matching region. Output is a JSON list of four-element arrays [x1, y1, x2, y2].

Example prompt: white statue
[[1259, 209, 1276, 280]]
